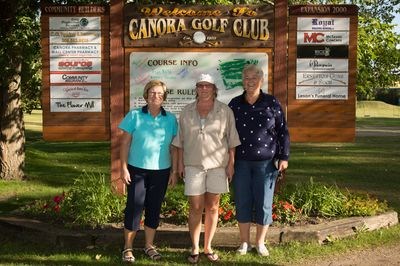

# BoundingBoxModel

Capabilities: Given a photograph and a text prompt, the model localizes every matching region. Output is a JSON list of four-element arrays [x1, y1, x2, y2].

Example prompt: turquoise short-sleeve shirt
[[118, 106, 177, 170]]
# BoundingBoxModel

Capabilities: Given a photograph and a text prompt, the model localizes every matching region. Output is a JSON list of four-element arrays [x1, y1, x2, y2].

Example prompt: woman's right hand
[[122, 168, 131, 185]]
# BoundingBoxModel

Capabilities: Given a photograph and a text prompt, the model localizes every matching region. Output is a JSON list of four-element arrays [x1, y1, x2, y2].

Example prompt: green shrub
[[281, 178, 346, 217], [343, 193, 388, 216], [60, 171, 125, 228], [161, 184, 189, 225], [161, 185, 237, 226]]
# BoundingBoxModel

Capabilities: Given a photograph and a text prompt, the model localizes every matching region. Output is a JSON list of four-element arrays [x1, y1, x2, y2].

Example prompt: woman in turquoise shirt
[[119, 80, 178, 263]]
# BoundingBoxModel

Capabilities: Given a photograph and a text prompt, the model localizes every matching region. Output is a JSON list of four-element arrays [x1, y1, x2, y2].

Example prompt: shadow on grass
[[0, 236, 277, 266]]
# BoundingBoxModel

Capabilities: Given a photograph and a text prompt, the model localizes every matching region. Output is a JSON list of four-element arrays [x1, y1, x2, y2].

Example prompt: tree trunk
[[0, 62, 25, 180]]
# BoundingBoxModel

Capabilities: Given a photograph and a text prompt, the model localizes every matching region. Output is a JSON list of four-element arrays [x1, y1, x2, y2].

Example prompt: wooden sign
[[41, 5, 110, 140], [288, 5, 358, 142], [123, 4, 274, 48]]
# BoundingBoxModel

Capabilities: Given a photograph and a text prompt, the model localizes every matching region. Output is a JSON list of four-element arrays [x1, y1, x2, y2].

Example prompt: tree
[[0, 0, 40, 180]]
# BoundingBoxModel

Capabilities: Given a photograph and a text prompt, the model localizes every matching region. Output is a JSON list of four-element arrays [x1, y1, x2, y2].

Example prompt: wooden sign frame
[[41, 5, 110, 141], [288, 5, 358, 142]]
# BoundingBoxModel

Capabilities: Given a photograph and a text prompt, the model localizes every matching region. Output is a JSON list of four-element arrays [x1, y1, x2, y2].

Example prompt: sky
[[395, 12, 400, 34]]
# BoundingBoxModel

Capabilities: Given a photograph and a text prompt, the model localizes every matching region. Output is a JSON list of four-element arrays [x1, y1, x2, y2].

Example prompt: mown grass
[[0, 102, 399, 265], [1, 224, 400, 265]]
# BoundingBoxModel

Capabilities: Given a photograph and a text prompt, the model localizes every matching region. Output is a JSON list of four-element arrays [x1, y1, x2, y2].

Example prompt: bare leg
[[255, 224, 269, 245], [124, 228, 137, 257], [238, 222, 251, 244], [144, 225, 156, 249], [203, 192, 220, 254], [188, 194, 205, 255]]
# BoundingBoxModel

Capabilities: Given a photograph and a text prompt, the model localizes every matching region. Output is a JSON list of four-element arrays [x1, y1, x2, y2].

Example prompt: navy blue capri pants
[[124, 165, 170, 231]]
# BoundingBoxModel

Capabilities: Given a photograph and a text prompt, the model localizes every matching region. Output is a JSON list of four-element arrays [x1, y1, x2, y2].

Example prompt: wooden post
[[110, 0, 125, 194], [274, 0, 288, 113]]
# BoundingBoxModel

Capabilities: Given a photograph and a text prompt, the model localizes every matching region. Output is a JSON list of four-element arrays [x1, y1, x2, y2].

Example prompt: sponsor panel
[[50, 73, 101, 83], [50, 44, 101, 57], [297, 31, 349, 45], [50, 99, 102, 112], [297, 17, 349, 31], [50, 31, 101, 44], [50, 58, 101, 72], [297, 45, 348, 58], [296, 58, 348, 72], [296, 86, 348, 100], [296, 72, 348, 86], [49, 17, 101, 30], [50, 85, 102, 98]]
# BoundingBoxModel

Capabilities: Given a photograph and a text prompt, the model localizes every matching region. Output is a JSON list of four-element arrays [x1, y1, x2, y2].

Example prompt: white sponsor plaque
[[296, 86, 348, 100], [297, 31, 349, 45], [297, 58, 348, 72], [50, 58, 101, 72], [50, 99, 102, 112], [50, 85, 101, 99], [49, 17, 101, 31], [50, 44, 101, 58], [50, 31, 101, 44], [296, 72, 348, 86], [50, 73, 101, 83], [297, 17, 349, 31]]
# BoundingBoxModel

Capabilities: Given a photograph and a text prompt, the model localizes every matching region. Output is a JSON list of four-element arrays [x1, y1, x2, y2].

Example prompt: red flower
[[53, 205, 60, 212], [272, 213, 278, 220], [218, 207, 224, 215], [53, 195, 63, 204], [223, 210, 233, 221]]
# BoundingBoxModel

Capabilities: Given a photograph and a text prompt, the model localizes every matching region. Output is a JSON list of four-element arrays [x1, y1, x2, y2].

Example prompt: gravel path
[[291, 243, 400, 266]]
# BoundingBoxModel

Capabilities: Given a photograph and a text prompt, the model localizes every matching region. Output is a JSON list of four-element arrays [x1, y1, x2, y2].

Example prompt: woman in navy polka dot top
[[228, 64, 290, 257]]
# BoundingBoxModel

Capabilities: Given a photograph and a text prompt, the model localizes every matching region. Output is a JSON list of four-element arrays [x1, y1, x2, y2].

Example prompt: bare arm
[[168, 145, 178, 187], [177, 147, 185, 178], [226, 147, 236, 182], [120, 131, 132, 185]]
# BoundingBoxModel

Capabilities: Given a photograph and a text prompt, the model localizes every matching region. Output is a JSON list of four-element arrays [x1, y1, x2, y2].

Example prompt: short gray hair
[[242, 64, 264, 79]]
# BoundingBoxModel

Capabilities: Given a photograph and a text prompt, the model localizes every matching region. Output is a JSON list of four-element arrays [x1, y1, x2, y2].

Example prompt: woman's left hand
[[168, 172, 178, 187], [226, 163, 234, 183], [278, 160, 288, 172]]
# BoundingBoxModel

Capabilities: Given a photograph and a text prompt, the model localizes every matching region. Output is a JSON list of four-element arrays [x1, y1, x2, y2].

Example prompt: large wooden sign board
[[41, 5, 110, 141], [41, 1, 357, 193], [288, 5, 358, 142]]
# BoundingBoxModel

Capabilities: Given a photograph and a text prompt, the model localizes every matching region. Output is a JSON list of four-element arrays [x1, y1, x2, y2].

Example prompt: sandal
[[122, 248, 135, 263], [204, 252, 219, 262], [143, 247, 162, 260], [187, 253, 200, 264]]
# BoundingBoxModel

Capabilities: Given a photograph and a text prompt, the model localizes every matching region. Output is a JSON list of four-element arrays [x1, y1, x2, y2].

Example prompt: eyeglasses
[[148, 91, 164, 96], [196, 84, 213, 88]]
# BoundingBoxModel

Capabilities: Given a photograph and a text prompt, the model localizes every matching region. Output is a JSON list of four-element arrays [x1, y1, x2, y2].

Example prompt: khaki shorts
[[184, 166, 229, 196]]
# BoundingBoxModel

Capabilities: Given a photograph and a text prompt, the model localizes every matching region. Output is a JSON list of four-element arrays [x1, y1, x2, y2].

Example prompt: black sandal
[[187, 253, 200, 264], [143, 247, 162, 260], [204, 252, 219, 262]]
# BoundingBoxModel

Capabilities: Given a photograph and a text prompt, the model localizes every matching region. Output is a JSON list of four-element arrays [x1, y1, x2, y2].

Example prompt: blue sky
[[395, 12, 400, 34]]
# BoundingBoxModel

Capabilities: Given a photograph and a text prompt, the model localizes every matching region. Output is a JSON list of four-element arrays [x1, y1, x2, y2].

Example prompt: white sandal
[[255, 244, 270, 256], [122, 248, 135, 263]]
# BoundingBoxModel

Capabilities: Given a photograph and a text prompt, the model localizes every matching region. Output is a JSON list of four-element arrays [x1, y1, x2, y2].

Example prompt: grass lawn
[[0, 102, 399, 265]]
